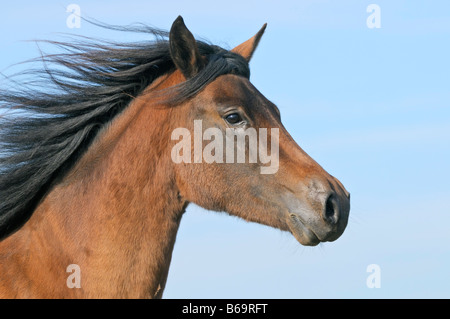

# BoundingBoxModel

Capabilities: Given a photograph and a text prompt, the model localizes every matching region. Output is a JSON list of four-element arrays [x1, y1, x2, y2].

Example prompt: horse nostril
[[324, 194, 339, 225]]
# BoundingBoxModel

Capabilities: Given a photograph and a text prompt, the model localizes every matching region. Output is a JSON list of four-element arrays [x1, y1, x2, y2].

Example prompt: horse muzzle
[[285, 180, 350, 246]]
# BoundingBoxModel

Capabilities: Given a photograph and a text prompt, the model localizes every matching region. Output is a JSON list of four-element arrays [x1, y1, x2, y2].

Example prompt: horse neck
[[1, 74, 187, 298]]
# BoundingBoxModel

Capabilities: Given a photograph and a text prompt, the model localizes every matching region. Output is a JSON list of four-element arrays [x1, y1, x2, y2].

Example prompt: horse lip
[[287, 213, 321, 246]]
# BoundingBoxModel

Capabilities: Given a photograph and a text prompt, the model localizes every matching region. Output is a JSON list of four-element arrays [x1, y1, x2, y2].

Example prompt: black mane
[[0, 22, 250, 239]]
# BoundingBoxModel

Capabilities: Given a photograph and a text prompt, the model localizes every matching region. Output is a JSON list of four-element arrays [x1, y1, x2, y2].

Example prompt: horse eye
[[225, 113, 243, 125]]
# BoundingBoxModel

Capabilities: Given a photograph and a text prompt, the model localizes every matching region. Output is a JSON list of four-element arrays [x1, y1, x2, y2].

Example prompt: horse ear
[[231, 23, 267, 62], [169, 16, 205, 79]]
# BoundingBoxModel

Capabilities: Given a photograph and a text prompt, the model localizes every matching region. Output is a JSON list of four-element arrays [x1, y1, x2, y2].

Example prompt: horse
[[0, 16, 350, 298]]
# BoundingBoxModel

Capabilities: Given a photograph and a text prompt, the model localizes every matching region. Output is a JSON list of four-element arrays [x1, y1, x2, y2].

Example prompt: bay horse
[[0, 16, 350, 298]]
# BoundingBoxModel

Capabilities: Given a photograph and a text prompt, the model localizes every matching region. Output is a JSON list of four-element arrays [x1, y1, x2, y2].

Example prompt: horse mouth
[[287, 213, 321, 246]]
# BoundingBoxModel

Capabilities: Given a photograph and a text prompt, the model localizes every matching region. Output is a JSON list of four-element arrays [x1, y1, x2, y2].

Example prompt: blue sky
[[1, 1, 449, 298]]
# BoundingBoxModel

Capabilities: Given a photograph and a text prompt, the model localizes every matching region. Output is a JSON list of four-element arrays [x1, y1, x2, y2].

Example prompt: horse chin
[[287, 213, 321, 246]]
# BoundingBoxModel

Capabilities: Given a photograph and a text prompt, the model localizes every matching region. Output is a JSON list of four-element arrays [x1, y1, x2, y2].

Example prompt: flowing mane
[[0, 23, 249, 240]]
